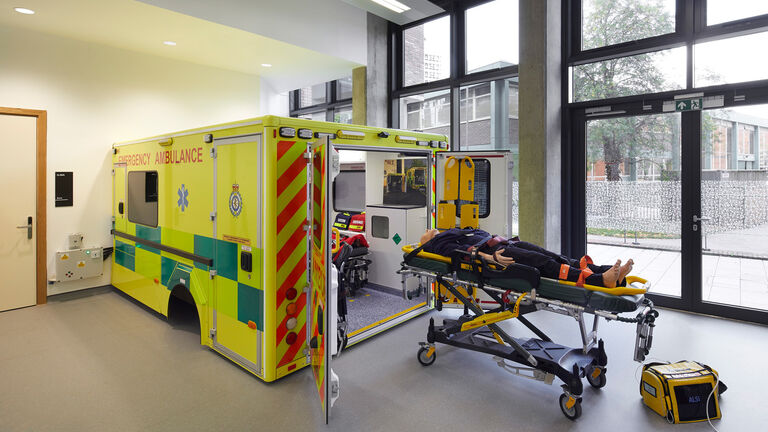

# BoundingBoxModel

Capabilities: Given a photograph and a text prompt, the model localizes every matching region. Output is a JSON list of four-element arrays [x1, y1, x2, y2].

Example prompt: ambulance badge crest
[[229, 184, 242, 217]]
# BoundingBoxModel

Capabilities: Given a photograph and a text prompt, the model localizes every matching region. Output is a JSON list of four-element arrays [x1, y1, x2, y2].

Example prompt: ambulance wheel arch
[[164, 268, 209, 343]]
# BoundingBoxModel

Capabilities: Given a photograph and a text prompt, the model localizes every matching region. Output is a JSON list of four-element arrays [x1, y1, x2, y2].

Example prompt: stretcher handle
[[625, 275, 647, 285], [332, 228, 341, 254]]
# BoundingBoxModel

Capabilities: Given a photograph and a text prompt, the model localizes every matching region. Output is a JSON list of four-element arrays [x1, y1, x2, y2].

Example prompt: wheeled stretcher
[[398, 244, 659, 420]]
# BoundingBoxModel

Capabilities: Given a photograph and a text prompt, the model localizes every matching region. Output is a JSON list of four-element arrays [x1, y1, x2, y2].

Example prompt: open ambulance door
[[434, 151, 514, 309], [308, 135, 339, 423]]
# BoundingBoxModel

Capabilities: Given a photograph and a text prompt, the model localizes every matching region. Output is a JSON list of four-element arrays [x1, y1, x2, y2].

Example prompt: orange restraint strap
[[576, 268, 594, 287], [579, 255, 594, 269], [558, 264, 569, 280]]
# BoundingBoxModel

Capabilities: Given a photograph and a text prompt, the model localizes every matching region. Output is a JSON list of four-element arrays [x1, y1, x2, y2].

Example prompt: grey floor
[[1, 287, 766, 432]]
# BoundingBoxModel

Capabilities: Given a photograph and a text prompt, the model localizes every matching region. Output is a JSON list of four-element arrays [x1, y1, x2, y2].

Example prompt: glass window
[[695, 31, 768, 87], [707, 1, 768, 26], [333, 105, 353, 124], [581, 0, 676, 51], [299, 83, 327, 108], [458, 78, 519, 153], [403, 16, 450, 87], [465, 0, 519, 73], [336, 76, 353, 101], [399, 89, 451, 135], [457, 159, 492, 218], [586, 113, 682, 297], [572, 47, 686, 102], [127, 171, 158, 227], [298, 111, 327, 121]]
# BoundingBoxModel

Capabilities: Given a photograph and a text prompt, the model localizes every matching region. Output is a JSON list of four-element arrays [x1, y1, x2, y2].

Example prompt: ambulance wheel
[[586, 366, 607, 389], [417, 347, 436, 366], [559, 394, 582, 420]]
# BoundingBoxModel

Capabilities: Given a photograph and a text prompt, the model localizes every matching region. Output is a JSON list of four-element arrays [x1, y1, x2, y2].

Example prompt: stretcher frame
[[398, 246, 658, 420]]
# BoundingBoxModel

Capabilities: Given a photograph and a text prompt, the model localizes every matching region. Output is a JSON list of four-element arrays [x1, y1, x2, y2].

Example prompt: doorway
[[0, 107, 47, 311], [570, 93, 768, 325]]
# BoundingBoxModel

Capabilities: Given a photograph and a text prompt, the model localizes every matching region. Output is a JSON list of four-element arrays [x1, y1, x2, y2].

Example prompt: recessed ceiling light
[[370, 0, 410, 14], [261, 63, 272, 67], [163, 41, 177, 46], [14, 7, 35, 15]]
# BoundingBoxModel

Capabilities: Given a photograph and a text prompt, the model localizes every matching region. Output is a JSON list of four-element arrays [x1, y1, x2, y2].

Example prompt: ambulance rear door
[[435, 151, 514, 235], [434, 151, 515, 309], [308, 135, 338, 423]]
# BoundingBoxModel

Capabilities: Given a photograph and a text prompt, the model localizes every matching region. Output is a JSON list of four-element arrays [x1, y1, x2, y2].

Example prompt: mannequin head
[[420, 228, 440, 245]]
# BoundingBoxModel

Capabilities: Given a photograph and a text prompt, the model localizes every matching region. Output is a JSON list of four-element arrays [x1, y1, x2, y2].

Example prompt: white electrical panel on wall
[[55, 247, 103, 282]]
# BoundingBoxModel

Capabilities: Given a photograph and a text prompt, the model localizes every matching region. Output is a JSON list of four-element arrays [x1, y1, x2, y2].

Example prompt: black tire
[[586, 366, 607, 389], [559, 394, 582, 420], [417, 347, 436, 366]]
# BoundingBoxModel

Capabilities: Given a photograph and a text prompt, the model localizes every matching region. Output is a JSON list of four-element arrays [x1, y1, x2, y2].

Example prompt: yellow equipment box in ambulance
[[641, 361, 724, 424]]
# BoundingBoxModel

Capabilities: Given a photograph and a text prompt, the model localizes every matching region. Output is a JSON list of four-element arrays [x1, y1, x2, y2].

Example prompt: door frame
[[0, 107, 47, 305], [565, 86, 768, 325]]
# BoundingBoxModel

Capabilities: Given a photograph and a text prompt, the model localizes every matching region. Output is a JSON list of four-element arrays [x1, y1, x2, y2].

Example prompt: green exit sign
[[675, 98, 702, 112]]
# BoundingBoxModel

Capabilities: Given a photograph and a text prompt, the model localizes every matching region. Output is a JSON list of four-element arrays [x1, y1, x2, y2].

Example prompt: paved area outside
[[587, 242, 768, 310]]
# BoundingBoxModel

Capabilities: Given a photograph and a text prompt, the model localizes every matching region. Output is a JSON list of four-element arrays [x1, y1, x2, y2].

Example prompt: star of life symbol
[[229, 184, 242, 217], [177, 184, 189, 212]]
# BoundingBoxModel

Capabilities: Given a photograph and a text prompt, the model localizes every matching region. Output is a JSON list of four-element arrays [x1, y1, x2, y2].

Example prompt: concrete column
[[729, 122, 739, 170], [490, 79, 509, 150], [366, 12, 389, 127], [352, 66, 366, 125], [518, 0, 561, 251]]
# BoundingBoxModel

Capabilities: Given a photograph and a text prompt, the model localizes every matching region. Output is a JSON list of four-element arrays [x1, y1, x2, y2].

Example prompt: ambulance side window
[[127, 171, 158, 227], [456, 159, 491, 218]]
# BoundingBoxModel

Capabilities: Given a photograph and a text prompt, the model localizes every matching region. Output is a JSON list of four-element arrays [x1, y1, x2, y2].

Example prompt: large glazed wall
[[0, 26, 263, 295]]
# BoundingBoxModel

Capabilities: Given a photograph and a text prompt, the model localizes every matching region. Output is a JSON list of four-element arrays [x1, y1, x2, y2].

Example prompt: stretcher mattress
[[404, 253, 643, 313]]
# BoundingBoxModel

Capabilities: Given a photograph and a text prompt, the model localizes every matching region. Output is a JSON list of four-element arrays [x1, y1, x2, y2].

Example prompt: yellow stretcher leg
[[443, 156, 459, 201], [460, 293, 528, 332]]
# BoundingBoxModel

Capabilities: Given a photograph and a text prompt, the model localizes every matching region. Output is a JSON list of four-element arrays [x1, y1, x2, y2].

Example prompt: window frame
[[390, 0, 519, 149], [289, 77, 354, 122]]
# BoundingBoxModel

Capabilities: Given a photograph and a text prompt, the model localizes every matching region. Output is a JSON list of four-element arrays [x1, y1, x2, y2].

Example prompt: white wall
[[0, 26, 267, 295]]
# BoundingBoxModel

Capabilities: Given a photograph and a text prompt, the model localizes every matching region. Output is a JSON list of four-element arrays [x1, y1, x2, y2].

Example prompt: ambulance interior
[[332, 149, 431, 343]]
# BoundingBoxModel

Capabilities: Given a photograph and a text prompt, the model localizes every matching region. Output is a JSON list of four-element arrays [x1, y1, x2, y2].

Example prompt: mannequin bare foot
[[601, 260, 621, 288], [618, 258, 634, 282]]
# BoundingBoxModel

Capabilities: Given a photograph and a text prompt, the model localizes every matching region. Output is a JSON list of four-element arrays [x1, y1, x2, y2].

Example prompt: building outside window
[[289, 76, 353, 123]]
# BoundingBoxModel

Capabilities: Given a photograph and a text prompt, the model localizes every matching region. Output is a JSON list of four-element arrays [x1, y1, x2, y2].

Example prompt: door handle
[[693, 215, 711, 223], [16, 216, 33, 239]]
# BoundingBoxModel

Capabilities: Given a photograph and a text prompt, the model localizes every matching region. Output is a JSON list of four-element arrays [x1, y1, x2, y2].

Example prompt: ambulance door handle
[[16, 216, 32, 239], [118, 202, 124, 215]]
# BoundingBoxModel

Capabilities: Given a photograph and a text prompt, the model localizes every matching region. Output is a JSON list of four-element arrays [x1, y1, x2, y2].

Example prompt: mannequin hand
[[493, 250, 516, 266]]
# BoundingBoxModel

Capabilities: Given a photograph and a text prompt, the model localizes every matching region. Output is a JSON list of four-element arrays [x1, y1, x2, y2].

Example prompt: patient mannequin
[[419, 228, 634, 288]]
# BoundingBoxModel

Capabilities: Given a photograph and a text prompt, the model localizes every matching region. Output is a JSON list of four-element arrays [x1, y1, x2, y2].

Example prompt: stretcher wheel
[[586, 366, 607, 389], [417, 347, 436, 366], [559, 394, 582, 420]]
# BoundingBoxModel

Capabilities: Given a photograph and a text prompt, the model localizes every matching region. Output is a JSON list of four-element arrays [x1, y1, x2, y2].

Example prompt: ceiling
[[341, 0, 444, 25], [0, 0, 362, 91]]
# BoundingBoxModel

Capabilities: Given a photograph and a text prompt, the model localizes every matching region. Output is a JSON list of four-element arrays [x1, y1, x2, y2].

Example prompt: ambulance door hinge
[[111, 169, 115, 176], [209, 269, 217, 279], [209, 328, 216, 339], [303, 152, 312, 162], [210, 211, 216, 221], [302, 221, 311, 232], [210, 148, 217, 159]]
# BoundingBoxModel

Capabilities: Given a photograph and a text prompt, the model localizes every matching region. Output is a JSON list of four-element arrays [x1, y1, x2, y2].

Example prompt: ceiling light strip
[[370, 0, 410, 14]]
